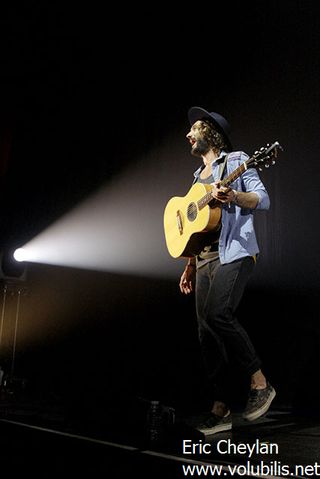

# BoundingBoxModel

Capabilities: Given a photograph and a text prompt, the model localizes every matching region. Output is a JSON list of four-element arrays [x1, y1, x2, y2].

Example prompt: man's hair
[[199, 120, 228, 151]]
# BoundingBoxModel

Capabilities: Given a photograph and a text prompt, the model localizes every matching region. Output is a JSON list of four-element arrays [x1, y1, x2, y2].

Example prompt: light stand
[[0, 284, 6, 388], [0, 248, 27, 401]]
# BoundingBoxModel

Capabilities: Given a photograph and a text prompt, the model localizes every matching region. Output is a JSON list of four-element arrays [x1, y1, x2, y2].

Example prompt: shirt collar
[[193, 150, 228, 179]]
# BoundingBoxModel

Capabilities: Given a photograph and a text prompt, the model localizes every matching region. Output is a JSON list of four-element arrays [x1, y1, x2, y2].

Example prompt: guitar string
[[173, 145, 279, 234], [186, 164, 247, 217], [186, 146, 279, 216]]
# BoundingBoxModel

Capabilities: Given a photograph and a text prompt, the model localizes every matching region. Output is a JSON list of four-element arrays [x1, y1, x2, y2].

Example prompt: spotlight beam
[[12, 133, 189, 279]]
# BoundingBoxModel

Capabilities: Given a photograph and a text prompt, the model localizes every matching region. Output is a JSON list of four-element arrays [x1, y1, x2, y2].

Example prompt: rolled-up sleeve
[[237, 152, 270, 211], [242, 168, 270, 210], [253, 188, 270, 210]]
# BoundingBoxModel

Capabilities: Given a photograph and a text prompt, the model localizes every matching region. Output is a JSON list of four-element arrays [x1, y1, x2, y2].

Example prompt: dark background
[[0, 2, 319, 429]]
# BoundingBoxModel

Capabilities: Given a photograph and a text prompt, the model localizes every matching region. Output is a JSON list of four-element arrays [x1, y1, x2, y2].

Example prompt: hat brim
[[188, 107, 233, 152]]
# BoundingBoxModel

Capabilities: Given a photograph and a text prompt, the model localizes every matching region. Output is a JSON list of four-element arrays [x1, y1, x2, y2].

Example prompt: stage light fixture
[[0, 248, 27, 282]]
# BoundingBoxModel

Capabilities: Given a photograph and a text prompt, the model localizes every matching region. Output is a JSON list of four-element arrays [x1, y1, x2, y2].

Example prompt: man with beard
[[179, 107, 276, 434]]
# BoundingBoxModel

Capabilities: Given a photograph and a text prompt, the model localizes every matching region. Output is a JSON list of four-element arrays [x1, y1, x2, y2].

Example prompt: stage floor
[[0, 396, 319, 478]]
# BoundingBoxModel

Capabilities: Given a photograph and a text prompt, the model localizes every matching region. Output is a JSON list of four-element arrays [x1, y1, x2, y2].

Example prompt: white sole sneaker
[[197, 412, 232, 435], [243, 385, 276, 422]]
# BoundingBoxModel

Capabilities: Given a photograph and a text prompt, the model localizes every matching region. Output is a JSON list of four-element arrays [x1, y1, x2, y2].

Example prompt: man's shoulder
[[226, 151, 248, 162]]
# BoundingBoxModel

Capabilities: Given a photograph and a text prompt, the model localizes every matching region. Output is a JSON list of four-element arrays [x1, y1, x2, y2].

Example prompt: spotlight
[[13, 248, 27, 262], [0, 248, 27, 282]]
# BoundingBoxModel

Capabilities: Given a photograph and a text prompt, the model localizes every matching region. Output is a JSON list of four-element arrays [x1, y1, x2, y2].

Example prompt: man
[[179, 106, 276, 434]]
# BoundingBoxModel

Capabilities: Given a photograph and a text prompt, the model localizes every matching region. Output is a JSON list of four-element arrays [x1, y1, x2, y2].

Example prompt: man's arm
[[210, 182, 265, 209], [179, 259, 196, 295], [230, 189, 259, 209]]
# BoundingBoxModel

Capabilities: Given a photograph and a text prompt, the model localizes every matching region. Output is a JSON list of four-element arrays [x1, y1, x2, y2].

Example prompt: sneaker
[[243, 383, 276, 421], [196, 412, 232, 435]]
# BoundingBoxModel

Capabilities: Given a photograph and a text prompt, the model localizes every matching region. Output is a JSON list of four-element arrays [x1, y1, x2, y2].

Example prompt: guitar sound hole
[[187, 202, 197, 222]]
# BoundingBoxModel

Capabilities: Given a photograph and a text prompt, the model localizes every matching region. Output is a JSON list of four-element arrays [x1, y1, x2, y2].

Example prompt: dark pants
[[195, 256, 261, 404]]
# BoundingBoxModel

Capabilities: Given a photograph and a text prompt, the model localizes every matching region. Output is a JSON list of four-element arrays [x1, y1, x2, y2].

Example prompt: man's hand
[[211, 181, 236, 204], [212, 182, 260, 208], [179, 264, 196, 294]]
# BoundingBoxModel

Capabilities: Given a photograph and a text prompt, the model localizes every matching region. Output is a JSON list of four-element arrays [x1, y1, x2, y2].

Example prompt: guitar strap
[[218, 153, 229, 181], [192, 153, 229, 185]]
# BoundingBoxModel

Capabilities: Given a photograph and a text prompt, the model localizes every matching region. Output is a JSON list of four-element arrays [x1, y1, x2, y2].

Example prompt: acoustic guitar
[[163, 141, 282, 258]]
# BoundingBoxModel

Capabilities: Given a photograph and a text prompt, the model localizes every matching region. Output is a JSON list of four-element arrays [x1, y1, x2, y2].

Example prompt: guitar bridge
[[176, 211, 183, 235]]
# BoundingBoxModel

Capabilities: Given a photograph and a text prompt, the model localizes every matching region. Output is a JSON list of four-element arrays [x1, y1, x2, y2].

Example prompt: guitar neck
[[221, 162, 248, 188], [198, 161, 249, 210]]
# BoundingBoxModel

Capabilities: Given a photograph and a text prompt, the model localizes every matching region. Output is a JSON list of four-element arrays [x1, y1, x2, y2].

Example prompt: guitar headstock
[[248, 141, 283, 171]]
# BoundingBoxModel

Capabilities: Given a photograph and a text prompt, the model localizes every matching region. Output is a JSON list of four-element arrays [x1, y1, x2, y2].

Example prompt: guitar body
[[163, 182, 222, 258]]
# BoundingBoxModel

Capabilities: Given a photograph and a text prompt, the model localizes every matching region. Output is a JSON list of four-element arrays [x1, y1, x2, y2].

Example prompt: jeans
[[195, 256, 261, 403]]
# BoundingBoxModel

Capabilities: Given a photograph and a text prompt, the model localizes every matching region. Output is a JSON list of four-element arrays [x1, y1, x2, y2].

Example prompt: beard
[[191, 138, 210, 157]]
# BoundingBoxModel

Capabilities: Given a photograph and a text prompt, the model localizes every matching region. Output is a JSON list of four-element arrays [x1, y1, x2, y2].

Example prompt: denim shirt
[[193, 150, 270, 264]]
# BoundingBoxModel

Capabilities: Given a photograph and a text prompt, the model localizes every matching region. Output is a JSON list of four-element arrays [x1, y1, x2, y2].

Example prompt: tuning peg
[[275, 141, 283, 151], [271, 160, 276, 165], [258, 167, 263, 171], [265, 163, 270, 168]]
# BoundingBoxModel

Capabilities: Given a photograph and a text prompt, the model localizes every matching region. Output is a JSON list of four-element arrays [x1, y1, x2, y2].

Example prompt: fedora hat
[[188, 106, 232, 152]]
